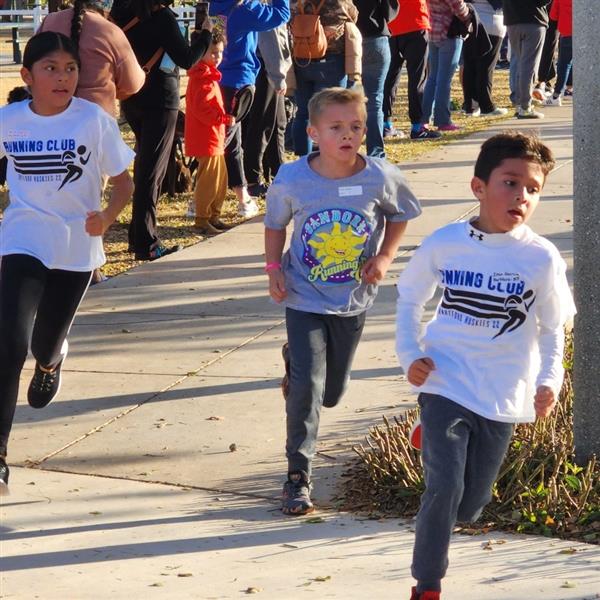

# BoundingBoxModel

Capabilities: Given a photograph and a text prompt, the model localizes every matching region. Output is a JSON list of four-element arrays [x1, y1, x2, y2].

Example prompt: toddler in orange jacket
[[185, 30, 235, 234]]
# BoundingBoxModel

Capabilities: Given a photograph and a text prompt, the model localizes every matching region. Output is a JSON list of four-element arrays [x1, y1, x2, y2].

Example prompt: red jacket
[[388, 0, 430, 36], [550, 0, 572, 37], [184, 61, 228, 157]]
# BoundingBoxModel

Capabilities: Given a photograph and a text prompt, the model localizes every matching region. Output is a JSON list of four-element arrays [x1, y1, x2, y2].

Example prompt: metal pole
[[573, 0, 600, 465]]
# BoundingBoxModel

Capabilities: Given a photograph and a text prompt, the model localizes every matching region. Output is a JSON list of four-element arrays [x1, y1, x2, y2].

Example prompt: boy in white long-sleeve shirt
[[395, 132, 575, 600]]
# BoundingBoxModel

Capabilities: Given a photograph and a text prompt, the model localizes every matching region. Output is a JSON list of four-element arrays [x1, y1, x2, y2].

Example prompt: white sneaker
[[482, 107, 508, 116], [238, 198, 259, 218], [544, 95, 562, 106], [517, 106, 544, 119], [186, 200, 196, 218]]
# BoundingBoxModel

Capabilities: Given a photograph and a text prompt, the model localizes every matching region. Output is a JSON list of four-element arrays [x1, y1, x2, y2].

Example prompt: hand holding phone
[[195, 2, 209, 30]]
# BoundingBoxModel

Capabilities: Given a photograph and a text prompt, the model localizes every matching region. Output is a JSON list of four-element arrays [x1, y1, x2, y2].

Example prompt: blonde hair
[[308, 87, 367, 125]]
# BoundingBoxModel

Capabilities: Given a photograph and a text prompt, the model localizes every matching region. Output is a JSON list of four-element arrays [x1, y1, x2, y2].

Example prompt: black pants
[[462, 34, 503, 114], [222, 85, 254, 189], [383, 29, 429, 125], [0, 254, 91, 455], [537, 18, 559, 86], [243, 62, 285, 185], [122, 101, 178, 257]]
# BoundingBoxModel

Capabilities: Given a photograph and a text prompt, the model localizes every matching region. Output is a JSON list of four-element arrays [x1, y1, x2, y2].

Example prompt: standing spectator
[[461, 0, 507, 116], [243, 23, 293, 197], [544, 0, 571, 106], [210, 0, 290, 218], [290, 0, 359, 156], [503, 0, 552, 119], [352, 0, 399, 157], [39, 0, 144, 117], [184, 31, 235, 235], [532, 0, 558, 101], [39, 0, 145, 282], [421, 0, 471, 132], [111, 0, 213, 261], [383, 0, 441, 140]]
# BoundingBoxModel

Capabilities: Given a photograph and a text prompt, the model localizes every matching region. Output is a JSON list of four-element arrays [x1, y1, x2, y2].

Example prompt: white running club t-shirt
[[0, 97, 135, 271]]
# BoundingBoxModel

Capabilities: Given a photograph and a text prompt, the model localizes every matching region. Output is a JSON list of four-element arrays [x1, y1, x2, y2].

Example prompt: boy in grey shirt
[[264, 87, 421, 515]]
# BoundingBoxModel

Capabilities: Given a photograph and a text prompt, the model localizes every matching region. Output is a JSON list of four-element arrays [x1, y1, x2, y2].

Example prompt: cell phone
[[195, 2, 209, 30]]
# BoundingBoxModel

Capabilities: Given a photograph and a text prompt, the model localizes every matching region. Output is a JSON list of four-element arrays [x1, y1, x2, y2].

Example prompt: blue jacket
[[210, 0, 290, 88]]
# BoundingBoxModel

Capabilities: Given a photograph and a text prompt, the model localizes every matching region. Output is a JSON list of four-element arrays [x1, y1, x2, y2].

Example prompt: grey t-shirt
[[264, 153, 422, 316]]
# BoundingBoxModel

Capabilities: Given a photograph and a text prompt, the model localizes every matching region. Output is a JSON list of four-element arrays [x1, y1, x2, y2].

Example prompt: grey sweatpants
[[285, 307, 366, 476], [412, 393, 514, 593], [507, 23, 546, 110]]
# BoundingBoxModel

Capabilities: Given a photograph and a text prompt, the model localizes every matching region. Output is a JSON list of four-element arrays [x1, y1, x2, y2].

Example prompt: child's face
[[21, 49, 78, 116], [202, 42, 224, 68], [307, 102, 366, 165], [471, 158, 545, 234]]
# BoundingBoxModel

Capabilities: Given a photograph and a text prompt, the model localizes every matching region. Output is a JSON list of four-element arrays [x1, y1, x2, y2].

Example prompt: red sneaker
[[410, 587, 440, 600], [409, 418, 422, 451]]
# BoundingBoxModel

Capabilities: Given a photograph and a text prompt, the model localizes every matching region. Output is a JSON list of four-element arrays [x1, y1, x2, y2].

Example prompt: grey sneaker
[[27, 341, 68, 409], [0, 456, 9, 496], [282, 470, 314, 516]]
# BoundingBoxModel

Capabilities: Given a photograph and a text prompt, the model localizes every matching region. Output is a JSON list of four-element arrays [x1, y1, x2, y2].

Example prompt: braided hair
[[70, 0, 87, 52]]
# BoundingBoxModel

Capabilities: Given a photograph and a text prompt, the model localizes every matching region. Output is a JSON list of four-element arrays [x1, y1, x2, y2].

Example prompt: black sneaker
[[282, 470, 314, 516], [28, 341, 68, 409], [135, 244, 182, 261], [247, 182, 269, 198], [0, 456, 9, 495], [209, 219, 233, 231], [410, 127, 442, 140], [281, 342, 290, 399]]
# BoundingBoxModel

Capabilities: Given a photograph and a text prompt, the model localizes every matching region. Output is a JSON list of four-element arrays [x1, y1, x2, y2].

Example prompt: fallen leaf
[[206, 416, 224, 421], [177, 573, 193, 577], [305, 517, 325, 524], [281, 543, 299, 549], [313, 576, 331, 582], [149, 583, 163, 587], [121, 328, 132, 333], [229, 443, 237, 452], [559, 547, 578, 555], [561, 581, 576, 588], [89, 511, 102, 515], [244, 587, 262, 594]]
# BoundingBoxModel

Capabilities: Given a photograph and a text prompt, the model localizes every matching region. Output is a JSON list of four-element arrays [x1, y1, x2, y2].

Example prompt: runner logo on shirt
[[4, 138, 91, 189], [301, 208, 370, 284], [437, 269, 536, 338]]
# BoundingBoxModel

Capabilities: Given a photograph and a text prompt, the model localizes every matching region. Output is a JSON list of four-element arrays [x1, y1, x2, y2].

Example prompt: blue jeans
[[292, 54, 347, 156], [362, 35, 391, 158], [554, 35, 572, 97], [422, 37, 463, 127]]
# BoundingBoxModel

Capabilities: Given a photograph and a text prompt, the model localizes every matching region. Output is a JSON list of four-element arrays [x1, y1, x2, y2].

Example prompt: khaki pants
[[193, 154, 228, 221]]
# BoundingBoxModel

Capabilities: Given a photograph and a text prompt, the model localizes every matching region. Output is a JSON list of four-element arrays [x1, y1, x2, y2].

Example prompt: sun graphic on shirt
[[308, 222, 367, 267]]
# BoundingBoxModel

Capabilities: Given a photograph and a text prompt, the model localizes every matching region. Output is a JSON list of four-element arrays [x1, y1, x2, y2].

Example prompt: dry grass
[[0, 70, 511, 278]]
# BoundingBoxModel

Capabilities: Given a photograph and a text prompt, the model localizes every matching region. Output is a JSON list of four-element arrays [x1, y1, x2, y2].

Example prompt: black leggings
[[0, 254, 91, 455]]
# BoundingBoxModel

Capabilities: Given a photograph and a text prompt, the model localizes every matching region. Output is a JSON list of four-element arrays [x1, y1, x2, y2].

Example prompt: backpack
[[290, 0, 328, 63]]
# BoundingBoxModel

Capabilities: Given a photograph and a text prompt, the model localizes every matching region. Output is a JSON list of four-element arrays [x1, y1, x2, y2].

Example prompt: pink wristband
[[265, 262, 281, 272]]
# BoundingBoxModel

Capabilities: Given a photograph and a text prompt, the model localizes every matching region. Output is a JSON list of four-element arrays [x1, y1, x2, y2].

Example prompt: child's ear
[[471, 176, 485, 199], [307, 124, 318, 143], [20, 67, 32, 86]]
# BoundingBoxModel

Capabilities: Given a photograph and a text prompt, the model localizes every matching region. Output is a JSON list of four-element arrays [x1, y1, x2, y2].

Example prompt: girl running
[[0, 31, 135, 493]]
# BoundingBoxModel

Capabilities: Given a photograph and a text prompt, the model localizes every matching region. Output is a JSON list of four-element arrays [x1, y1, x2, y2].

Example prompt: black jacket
[[353, 0, 399, 37], [111, 5, 211, 110], [502, 0, 551, 27]]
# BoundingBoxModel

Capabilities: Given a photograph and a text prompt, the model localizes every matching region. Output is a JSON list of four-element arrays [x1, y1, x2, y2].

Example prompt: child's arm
[[85, 170, 133, 237], [362, 220, 407, 285], [265, 227, 287, 303], [396, 237, 439, 385]]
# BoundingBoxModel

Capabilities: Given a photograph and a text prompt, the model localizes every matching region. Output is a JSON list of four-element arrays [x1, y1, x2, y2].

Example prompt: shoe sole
[[281, 503, 315, 516]]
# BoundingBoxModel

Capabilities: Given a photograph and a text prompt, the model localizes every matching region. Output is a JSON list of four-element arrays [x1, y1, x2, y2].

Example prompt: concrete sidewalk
[[2, 103, 599, 600]]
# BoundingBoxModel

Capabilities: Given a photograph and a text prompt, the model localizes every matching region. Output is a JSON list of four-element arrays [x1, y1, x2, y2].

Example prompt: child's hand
[[362, 254, 393, 285], [534, 385, 556, 418], [268, 269, 287, 303], [85, 211, 110, 237], [225, 114, 236, 126], [407, 357, 436, 386]]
